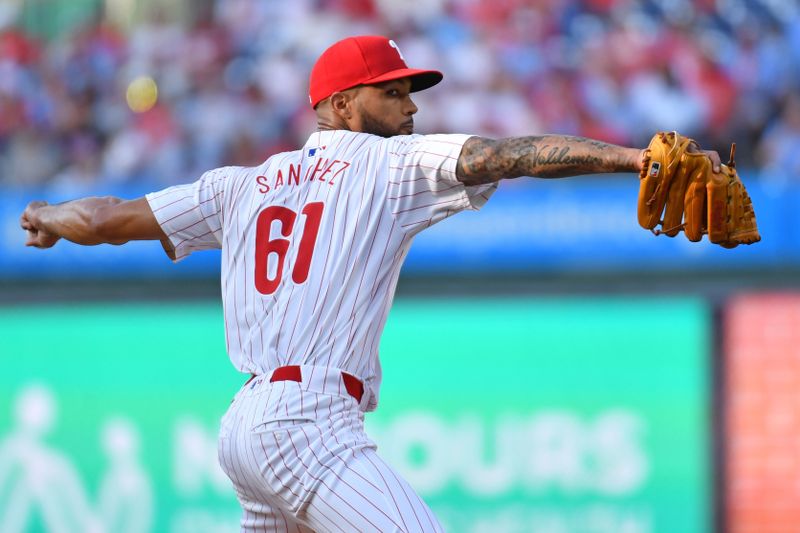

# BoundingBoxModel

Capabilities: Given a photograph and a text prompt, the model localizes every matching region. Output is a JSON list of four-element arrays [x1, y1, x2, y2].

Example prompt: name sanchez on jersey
[[256, 156, 351, 194]]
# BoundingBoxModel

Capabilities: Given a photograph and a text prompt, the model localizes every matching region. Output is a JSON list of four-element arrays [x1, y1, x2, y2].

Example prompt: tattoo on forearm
[[456, 135, 636, 185], [527, 144, 605, 173]]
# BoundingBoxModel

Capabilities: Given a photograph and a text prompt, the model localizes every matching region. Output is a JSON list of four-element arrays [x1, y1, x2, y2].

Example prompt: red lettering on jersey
[[292, 202, 324, 284], [288, 163, 301, 186], [259, 160, 343, 196], [303, 159, 316, 182], [256, 175, 271, 194], [254, 201, 325, 295], [317, 160, 338, 182], [308, 158, 326, 182], [329, 161, 350, 185], [254, 206, 296, 294]]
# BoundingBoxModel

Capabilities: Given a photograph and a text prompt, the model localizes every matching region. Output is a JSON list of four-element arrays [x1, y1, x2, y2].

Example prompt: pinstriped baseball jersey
[[146, 130, 496, 411]]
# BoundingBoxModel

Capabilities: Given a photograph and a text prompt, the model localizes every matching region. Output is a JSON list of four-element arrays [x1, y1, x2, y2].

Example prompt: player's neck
[[315, 106, 355, 133], [316, 119, 352, 133]]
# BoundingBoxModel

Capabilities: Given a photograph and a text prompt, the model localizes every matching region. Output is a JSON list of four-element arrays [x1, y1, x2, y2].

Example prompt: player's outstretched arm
[[455, 135, 722, 185], [20, 197, 167, 249]]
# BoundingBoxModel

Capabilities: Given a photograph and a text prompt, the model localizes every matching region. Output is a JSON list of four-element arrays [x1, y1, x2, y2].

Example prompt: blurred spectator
[[627, 64, 706, 138], [1, 0, 798, 190], [49, 130, 103, 195], [757, 94, 800, 190], [2, 128, 59, 186]]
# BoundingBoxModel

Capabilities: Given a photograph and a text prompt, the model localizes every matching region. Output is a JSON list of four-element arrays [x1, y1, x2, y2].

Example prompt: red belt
[[247, 366, 364, 403]]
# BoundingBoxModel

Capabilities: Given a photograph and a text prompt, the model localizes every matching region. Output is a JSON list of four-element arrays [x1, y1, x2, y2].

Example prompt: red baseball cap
[[309, 35, 443, 108]]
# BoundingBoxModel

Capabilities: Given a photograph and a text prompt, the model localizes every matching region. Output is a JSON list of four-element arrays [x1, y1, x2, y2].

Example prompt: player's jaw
[[354, 79, 418, 137], [358, 109, 414, 138]]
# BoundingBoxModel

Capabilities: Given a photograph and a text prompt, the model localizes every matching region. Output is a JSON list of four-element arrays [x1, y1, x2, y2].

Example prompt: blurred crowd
[[1, 0, 799, 192]]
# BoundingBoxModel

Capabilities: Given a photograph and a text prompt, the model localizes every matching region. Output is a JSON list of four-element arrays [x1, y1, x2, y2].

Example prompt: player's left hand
[[686, 142, 721, 173], [21, 201, 60, 248], [637, 131, 760, 248], [637, 142, 722, 173]]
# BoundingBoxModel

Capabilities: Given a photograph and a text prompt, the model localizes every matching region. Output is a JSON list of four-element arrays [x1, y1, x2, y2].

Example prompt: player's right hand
[[20, 201, 60, 248]]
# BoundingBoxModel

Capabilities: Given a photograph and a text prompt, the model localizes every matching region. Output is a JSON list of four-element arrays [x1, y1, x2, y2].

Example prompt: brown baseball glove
[[638, 131, 760, 248]]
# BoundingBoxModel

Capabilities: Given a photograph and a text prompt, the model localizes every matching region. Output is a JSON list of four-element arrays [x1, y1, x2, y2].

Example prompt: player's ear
[[330, 90, 355, 120]]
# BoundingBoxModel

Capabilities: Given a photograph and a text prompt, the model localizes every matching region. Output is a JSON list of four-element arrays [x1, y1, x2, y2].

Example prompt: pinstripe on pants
[[218, 367, 444, 532]]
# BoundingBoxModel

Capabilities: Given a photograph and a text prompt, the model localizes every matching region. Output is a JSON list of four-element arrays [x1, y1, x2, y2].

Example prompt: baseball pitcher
[[20, 35, 758, 532]]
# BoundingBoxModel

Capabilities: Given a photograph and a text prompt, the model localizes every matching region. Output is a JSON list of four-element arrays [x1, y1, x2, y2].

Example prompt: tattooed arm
[[455, 135, 645, 186]]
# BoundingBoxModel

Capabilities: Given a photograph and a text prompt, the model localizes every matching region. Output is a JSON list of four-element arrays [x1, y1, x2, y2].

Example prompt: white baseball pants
[[218, 367, 444, 532]]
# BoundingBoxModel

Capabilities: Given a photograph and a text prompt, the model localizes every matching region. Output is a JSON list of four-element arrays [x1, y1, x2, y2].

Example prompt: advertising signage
[[0, 298, 710, 533]]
